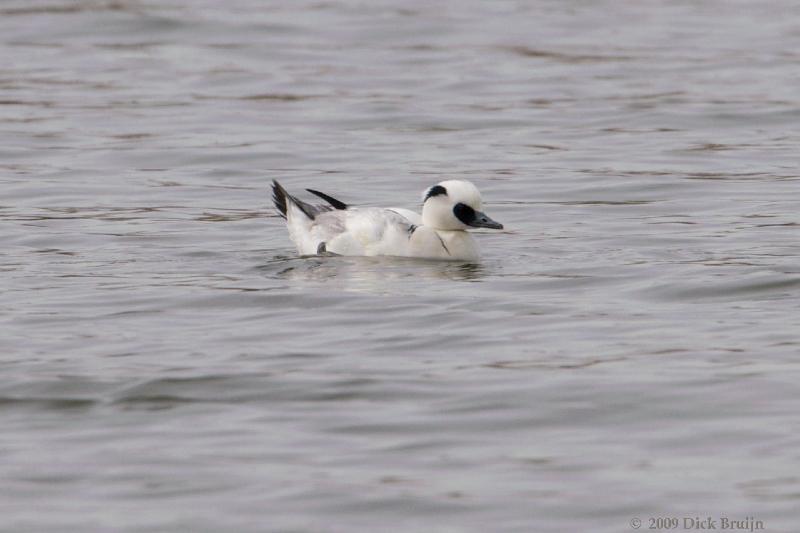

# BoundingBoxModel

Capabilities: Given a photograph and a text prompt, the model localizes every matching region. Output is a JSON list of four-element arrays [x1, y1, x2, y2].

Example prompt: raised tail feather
[[272, 180, 290, 218], [272, 180, 345, 220], [272, 180, 316, 220]]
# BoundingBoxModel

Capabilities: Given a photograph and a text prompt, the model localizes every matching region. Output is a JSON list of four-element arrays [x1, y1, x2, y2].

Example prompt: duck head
[[421, 180, 503, 231]]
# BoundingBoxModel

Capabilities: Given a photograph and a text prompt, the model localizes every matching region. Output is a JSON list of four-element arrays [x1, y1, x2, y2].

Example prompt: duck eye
[[453, 203, 475, 225]]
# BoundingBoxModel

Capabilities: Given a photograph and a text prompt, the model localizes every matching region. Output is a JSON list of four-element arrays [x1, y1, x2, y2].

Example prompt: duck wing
[[387, 207, 422, 226]]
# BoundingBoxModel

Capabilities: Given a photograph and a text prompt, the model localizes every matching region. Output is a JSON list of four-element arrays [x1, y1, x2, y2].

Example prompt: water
[[2, 1, 799, 531]]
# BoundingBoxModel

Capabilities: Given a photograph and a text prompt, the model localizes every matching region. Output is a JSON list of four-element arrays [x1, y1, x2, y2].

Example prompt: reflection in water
[[257, 255, 486, 293]]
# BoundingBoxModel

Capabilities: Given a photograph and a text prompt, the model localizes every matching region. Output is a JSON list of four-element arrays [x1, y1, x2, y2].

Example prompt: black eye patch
[[453, 203, 476, 225], [424, 185, 447, 202]]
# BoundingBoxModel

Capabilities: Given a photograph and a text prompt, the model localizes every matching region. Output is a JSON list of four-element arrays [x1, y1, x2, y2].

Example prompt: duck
[[271, 179, 503, 261]]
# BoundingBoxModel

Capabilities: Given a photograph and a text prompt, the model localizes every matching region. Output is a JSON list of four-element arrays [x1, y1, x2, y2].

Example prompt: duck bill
[[469, 211, 503, 230]]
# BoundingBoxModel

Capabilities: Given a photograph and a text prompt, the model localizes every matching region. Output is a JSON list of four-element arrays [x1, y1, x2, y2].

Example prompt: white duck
[[272, 179, 503, 261]]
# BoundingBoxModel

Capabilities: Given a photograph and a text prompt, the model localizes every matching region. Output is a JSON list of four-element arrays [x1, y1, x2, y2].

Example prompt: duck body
[[272, 180, 501, 261]]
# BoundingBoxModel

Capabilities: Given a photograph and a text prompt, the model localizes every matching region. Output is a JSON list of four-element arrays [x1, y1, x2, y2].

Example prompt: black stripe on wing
[[306, 189, 348, 210]]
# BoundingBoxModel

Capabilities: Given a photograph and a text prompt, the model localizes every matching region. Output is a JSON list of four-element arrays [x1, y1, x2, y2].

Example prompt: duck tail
[[272, 180, 318, 220], [272, 180, 289, 218]]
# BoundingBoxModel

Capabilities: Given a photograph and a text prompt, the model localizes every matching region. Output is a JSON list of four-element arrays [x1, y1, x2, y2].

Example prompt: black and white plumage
[[271, 179, 503, 261]]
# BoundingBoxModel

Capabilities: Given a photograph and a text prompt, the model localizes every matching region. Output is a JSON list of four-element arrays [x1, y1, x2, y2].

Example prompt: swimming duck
[[272, 179, 503, 261]]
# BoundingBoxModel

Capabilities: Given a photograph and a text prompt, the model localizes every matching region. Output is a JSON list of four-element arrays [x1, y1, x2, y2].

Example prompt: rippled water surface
[[2, 1, 799, 531]]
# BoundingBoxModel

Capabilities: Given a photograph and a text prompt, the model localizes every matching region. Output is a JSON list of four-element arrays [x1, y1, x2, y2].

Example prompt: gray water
[[2, 1, 799, 532]]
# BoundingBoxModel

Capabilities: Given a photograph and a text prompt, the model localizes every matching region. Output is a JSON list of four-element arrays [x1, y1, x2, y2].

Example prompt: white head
[[420, 180, 503, 231]]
